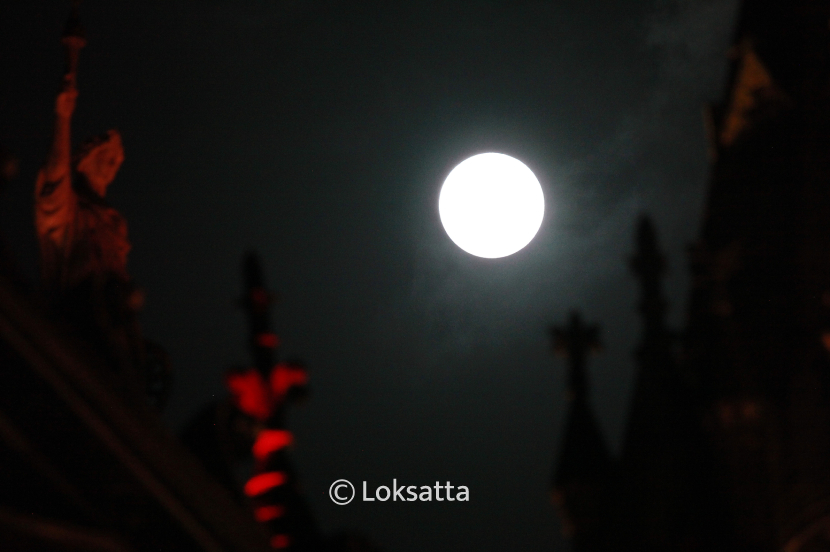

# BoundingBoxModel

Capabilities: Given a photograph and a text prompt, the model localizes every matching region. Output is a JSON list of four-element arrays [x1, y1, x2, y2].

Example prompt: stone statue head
[[74, 129, 124, 197]]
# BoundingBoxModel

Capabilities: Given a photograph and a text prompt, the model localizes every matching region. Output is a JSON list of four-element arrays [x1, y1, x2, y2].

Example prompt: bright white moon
[[439, 153, 545, 258]]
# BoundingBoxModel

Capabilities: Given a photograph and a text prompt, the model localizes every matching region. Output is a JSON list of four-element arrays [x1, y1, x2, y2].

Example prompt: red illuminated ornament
[[225, 369, 273, 421], [255, 505, 286, 522], [256, 332, 280, 348], [233, 254, 314, 548], [270, 535, 290, 549], [253, 429, 293, 462], [270, 362, 309, 400], [244, 471, 287, 497], [226, 363, 309, 421]]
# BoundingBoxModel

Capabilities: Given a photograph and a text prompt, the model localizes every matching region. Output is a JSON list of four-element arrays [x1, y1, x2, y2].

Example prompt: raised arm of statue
[[35, 80, 78, 250]]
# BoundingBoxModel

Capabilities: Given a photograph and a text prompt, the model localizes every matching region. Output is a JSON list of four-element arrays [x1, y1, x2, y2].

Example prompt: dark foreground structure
[[0, 5, 380, 551], [0, 272, 273, 552], [552, 1, 830, 551], [0, 5, 276, 550]]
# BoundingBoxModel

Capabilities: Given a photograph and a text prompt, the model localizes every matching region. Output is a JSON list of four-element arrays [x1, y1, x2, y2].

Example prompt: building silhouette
[[0, 5, 378, 551], [551, 1, 830, 551]]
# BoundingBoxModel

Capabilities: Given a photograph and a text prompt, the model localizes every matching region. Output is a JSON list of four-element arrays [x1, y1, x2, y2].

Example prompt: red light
[[270, 535, 290, 549], [244, 472, 287, 497], [226, 369, 272, 421], [270, 363, 309, 398], [256, 332, 280, 348], [253, 429, 293, 461], [254, 505, 285, 522]]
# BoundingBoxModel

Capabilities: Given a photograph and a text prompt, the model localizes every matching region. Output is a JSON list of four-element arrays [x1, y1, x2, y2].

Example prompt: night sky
[[1, 1, 739, 550]]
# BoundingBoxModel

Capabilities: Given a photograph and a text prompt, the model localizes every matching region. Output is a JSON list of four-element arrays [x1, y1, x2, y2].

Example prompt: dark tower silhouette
[[549, 219, 729, 552], [618, 215, 683, 551], [549, 312, 613, 552], [182, 253, 318, 550], [551, 3, 830, 551], [684, 1, 830, 550], [230, 253, 317, 551], [619, 216, 727, 552]]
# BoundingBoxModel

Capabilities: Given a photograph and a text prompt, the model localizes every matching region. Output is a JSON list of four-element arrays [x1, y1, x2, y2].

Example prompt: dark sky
[[1, 1, 739, 550]]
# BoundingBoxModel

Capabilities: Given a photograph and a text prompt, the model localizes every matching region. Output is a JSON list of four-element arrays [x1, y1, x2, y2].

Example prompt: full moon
[[439, 153, 545, 258]]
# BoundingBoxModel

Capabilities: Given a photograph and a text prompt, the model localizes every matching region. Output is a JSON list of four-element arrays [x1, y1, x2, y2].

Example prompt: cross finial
[[550, 311, 602, 400]]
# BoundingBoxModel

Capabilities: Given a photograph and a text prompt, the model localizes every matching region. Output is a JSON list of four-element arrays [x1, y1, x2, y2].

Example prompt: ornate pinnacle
[[61, 0, 86, 86]]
